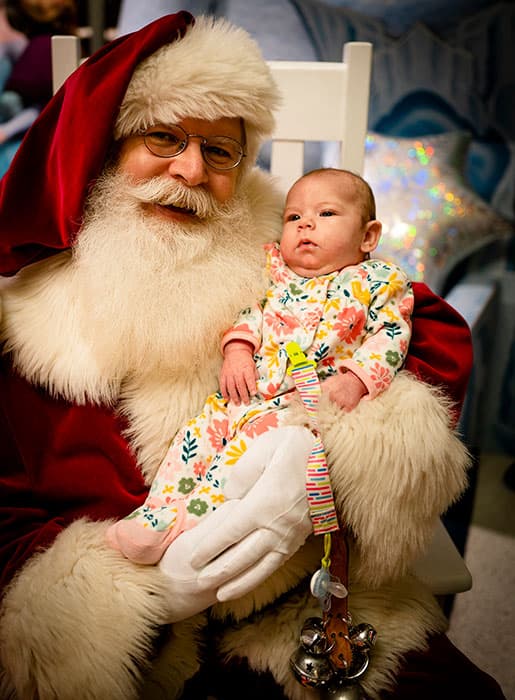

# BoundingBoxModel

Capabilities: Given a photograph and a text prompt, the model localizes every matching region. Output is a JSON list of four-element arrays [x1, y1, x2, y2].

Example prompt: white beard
[[74, 170, 268, 378], [1, 166, 282, 476]]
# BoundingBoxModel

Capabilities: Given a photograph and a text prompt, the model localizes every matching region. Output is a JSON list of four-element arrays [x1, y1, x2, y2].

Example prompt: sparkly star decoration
[[364, 132, 514, 294]]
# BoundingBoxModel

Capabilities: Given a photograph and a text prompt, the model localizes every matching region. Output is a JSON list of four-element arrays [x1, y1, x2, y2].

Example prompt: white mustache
[[124, 177, 224, 220]]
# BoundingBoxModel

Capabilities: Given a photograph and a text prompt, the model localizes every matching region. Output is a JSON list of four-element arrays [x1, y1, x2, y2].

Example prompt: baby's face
[[280, 171, 371, 277]]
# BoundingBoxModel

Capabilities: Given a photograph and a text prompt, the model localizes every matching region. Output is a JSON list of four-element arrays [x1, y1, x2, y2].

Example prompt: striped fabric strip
[[290, 360, 339, 535]]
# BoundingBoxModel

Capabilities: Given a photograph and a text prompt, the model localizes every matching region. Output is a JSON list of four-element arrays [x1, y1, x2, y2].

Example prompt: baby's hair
[[300, 167, 376, 224]]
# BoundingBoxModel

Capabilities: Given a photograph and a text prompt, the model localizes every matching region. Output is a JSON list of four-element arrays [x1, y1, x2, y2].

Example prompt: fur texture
[[318, 371, 471, 586], [115, 16, 281, 167], [0, 520, 204, 700]]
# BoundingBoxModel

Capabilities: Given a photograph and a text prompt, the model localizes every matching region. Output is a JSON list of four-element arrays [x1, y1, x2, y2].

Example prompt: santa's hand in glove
[[159, 425, 314, 621]]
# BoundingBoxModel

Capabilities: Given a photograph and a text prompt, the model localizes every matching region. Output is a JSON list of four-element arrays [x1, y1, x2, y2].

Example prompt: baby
[[106, 167, 414, 563]]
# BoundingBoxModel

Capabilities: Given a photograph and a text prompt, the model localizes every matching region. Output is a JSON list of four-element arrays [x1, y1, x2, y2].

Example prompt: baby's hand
[[322, 371, 368, 412], [220, 341, 258, 405]]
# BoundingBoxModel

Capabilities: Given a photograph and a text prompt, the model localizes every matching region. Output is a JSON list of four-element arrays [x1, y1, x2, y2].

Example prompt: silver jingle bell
[[300, 618, 334, 655], [349, 623, 377, 651], [300, 616, 326, 633], [321, 679, 367, 699], [290, 646, 335, 688], [300, 628, 334, 655], [300, 625, 334, 656]]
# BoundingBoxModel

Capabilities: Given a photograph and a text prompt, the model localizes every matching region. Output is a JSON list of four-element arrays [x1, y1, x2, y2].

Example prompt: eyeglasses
[[141, 124, 246, 170]]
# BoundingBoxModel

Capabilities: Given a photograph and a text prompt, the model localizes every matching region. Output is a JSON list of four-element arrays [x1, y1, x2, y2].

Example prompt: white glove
[[158, 500, 240, 622], [159, 425, 314, 619], [193, 425, 314, 602]]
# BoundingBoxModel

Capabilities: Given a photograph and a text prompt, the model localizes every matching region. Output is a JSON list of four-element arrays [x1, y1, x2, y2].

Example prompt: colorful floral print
[[222, 243, 413, 400]]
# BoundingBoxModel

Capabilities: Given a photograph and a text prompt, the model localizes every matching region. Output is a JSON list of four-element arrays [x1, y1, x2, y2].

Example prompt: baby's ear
[[361, 220, 382, 254]]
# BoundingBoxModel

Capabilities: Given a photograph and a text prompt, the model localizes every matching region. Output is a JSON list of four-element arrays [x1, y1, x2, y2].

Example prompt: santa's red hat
[[0, 13, 279, 276]]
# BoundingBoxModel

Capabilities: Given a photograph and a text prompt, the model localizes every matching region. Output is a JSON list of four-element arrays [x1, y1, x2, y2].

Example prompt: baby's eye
[[320, 210, 335, 217], [285, 213, 300, 222]]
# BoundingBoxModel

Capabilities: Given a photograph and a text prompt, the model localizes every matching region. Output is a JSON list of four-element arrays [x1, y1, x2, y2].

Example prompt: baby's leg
[[106, 398, 226, 563]]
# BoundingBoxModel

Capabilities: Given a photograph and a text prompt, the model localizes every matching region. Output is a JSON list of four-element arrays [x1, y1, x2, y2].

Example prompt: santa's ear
[[361, 220, 382, 254]]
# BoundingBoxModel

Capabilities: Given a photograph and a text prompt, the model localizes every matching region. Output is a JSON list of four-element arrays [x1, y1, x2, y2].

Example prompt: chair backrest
[[52, 36, 372, 193], [267, 42, 372, 192], [51, 35, 81, 95]]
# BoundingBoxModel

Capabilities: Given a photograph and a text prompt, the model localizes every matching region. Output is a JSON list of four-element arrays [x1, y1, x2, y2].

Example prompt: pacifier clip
[[285, 341, 339, 536], [286, 342, 376, 697]]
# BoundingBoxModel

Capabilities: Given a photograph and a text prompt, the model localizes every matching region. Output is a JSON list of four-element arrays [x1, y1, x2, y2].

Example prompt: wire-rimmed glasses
[[141, 124, 246, 170]]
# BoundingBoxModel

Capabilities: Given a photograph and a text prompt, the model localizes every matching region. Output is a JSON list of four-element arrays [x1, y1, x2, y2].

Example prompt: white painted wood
[[51, 35, 81, 94], [268, 41, 372, 192]]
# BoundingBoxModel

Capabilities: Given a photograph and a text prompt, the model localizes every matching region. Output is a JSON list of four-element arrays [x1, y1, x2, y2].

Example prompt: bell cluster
[[290, 616, 377, 698]]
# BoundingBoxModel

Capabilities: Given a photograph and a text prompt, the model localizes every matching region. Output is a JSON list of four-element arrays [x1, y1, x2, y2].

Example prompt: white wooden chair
[[51, 35, 472, 598]]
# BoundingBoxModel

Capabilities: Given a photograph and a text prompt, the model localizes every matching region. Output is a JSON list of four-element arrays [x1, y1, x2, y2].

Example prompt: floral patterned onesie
[[106, 243, 414, 564]]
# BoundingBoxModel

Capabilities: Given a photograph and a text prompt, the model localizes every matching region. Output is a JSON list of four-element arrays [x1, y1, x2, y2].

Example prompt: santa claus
[[0, 11, 505, 700]]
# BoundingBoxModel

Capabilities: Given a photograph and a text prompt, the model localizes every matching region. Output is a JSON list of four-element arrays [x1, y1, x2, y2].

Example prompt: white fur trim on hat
[[114, 15, 280, 165]]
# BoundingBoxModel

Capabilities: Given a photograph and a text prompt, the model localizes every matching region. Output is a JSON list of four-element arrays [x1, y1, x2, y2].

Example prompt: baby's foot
[[106, 501, 187, 564]]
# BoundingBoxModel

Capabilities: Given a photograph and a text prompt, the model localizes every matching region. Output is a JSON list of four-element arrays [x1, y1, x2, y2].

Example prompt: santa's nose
[[166, 140, 209, 187]]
